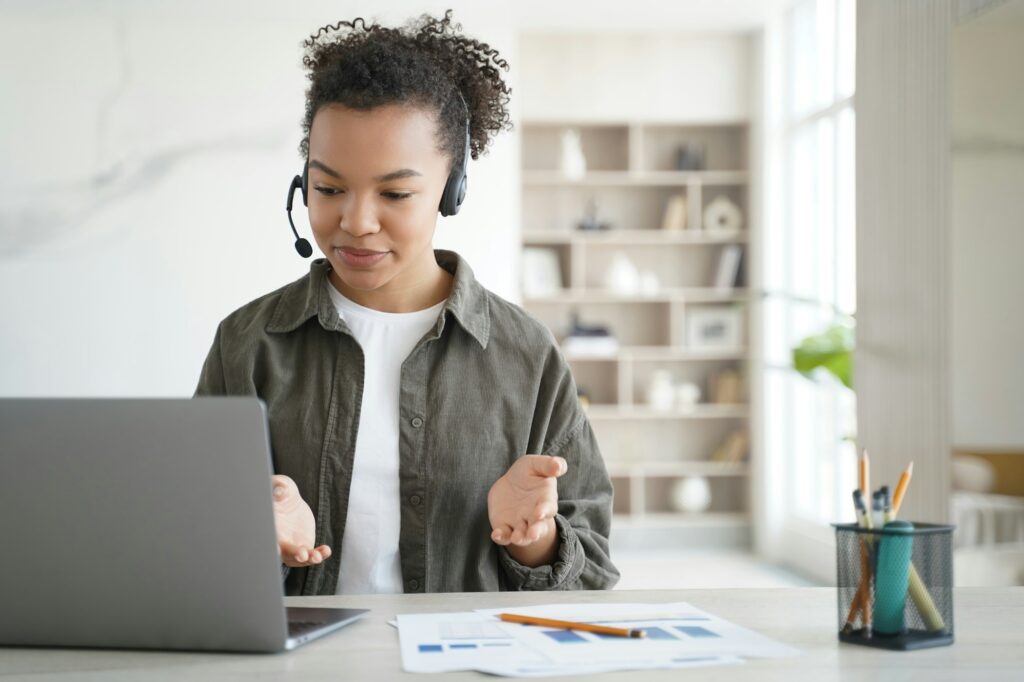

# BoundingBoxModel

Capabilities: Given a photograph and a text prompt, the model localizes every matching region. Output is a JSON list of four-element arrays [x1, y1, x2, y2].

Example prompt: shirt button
[[407, 579, 419, 591], [410, 495, 422, 506], [411, 417, 424, 428]]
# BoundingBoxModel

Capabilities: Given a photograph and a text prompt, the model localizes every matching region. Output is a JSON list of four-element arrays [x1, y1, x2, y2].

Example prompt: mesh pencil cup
[[833, 521, 955, 650]]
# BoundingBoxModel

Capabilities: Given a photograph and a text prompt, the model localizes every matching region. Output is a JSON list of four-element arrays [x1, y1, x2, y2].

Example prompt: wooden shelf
[[606, 461, 749, 478], [524, 288, 750, 305], [522, 229, 747, 245], [584, 404, 748, 420], [522, 170, 748, 186], [612, 512, 750, 529], [520, 118, 754, 541], [564, 346, 747, 362]]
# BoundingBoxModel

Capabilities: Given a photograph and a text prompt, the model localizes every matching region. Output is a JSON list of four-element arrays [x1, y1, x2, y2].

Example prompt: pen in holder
[[833, 521, 955, 650]]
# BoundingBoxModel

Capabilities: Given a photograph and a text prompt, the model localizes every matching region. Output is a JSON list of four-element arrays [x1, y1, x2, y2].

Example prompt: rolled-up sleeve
[[498, 408, 620, 591]]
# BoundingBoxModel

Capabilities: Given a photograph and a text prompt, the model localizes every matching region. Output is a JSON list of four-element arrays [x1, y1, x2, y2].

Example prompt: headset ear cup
[[439, 182, 452, 216], [301, 161, 309, 207]]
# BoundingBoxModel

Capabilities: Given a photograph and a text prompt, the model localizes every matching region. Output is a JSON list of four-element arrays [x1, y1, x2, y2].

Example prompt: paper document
[[397, 601, 796, 677]]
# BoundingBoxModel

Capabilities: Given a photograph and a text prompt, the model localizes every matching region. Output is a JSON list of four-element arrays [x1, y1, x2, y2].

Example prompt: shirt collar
[[264, 248, 490, 349]]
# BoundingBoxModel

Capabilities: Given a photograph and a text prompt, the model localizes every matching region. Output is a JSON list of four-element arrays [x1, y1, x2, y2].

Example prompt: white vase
[[671, 476, 712, 513], [675, 382, 701, 411], [646, 370, 676, 412], [604, 252, 640, 295], [559, 128, 587, 180]]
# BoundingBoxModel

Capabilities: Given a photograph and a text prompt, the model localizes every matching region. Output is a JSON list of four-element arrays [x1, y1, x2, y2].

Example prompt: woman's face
[[306, 103, 451, 295]]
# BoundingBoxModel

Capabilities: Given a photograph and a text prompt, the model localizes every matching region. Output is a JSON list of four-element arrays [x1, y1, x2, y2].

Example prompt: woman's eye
[[383, 192, 412, 200], [314, 186, 342, 196]]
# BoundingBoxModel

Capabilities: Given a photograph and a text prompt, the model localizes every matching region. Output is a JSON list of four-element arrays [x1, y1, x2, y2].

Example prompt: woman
[[194, 10, 619, 595]]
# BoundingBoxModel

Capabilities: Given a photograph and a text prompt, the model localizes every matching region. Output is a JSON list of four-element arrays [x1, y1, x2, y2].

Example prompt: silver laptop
[[0, 397, 367, 653]]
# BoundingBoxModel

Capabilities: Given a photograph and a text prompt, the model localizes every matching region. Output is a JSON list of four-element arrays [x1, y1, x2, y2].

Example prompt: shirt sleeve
[[193, 321, 292, 585], [497, 379, 620, 591], [193, 321, 228, 397]]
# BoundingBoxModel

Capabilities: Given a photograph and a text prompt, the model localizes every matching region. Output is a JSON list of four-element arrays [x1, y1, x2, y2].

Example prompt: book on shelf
[[710, 430, 749, 464], [660, 193, 688, 231], [713, 244, 744, 291]]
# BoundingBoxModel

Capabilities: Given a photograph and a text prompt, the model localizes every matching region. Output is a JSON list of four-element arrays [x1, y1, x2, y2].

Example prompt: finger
[[279, 542, 311, 564], [532, 500, 557, 523], [509, 519, 529, 546], [315, 544, 332, 559], [527, 454, 567, 478], [525, 519, 549, 543], [491, 525, 512, 545], [308, 549, 323, 564]]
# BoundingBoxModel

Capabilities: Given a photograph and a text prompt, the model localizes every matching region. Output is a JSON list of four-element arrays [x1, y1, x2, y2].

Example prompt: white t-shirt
[[324, 278, 446, 594]]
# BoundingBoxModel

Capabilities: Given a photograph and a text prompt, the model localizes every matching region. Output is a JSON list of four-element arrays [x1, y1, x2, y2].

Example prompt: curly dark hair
[[298, 9, 513, 173]]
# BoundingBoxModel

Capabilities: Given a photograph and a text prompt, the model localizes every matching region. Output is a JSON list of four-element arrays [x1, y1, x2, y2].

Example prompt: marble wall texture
[[0, 1, 521, 396]]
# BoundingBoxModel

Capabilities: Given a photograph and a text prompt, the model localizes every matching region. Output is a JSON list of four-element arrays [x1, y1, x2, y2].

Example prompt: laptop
[[0, 397, 368, 653]]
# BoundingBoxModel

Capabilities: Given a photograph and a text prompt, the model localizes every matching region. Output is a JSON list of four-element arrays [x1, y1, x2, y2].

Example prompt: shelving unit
[[519, 120, 754, 548]]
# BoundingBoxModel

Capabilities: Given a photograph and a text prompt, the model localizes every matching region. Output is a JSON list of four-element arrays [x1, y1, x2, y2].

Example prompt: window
[[761, 0, 857, 576]]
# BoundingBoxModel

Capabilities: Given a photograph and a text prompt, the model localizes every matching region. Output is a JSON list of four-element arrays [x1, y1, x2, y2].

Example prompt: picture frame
[[521, 247, 564, 297], [686, 305, 744, 349]]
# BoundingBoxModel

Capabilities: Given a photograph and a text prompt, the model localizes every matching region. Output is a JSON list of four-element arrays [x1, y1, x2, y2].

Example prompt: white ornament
[[646, 370, 676, 412], [671, 476, 712, 513], [675, 382, 701, 411], [559, 128, 587, 180]]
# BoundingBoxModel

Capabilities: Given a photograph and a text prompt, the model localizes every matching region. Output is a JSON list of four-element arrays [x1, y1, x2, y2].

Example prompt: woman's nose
[[339, 194, 380, 237]]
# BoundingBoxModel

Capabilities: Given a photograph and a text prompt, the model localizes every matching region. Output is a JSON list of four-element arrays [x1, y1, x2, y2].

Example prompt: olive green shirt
[[193, 249, 619, 595]]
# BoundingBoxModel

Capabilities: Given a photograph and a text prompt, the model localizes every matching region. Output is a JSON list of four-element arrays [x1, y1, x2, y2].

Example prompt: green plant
[[792, 321, 854, 389]]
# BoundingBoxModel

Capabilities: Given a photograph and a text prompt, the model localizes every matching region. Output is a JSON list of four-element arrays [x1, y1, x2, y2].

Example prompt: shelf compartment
[[563, 345, 747, 362], [586, 405, 748, 420], [521, 170, 748, 186], [592, 419, 746, 469], [522, 229, 747, 245], [629, 358, 745, 408], [525, 300, 671, 347], [522, 184, 686, 234], [522, 124, 629, 172], [611, 511, 749, 529], [637, 123, 749, 172], [644, 475, 748, 516], [606, 461, 750, 478], [525, 289, 750, 304], [568, 360, 618, 406]]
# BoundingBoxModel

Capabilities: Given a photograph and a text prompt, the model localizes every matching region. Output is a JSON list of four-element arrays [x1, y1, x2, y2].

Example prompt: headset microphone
[[286, 174, 313, 258]]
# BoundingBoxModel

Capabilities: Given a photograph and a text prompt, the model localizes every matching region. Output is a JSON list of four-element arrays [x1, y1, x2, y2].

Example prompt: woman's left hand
[[487, 454, 567, 554]]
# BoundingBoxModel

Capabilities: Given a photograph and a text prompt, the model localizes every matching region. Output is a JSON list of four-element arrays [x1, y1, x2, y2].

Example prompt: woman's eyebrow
[[308, 159, 422, 182]]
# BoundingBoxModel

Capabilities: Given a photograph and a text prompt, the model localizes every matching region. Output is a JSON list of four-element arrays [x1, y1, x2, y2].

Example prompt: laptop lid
[[0, 397, 299, 652]]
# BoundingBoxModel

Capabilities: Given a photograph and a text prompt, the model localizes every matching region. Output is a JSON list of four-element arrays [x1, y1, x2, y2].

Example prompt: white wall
[[951, 8, 1024, 449], [0, 1, 519, 397], [519, 33, 752, 123], [0, 0, 760, 399]]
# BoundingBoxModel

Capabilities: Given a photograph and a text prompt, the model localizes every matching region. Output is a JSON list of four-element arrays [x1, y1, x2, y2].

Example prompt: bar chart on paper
[[397, 602, 797, 676]]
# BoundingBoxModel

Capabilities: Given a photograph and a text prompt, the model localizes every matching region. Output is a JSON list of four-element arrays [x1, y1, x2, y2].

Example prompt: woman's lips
[[335, 246, 389, 268]]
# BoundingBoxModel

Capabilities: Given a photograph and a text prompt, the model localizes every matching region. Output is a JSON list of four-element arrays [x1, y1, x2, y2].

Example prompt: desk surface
[[1, 588, 1022, 681]]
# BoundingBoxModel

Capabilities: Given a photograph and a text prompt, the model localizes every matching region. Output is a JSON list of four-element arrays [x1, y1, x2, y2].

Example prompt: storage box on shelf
[[520, 121, 754, 548]]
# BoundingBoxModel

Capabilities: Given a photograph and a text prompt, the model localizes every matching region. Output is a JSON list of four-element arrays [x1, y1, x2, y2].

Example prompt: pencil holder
[[833, 521, 955, 650]]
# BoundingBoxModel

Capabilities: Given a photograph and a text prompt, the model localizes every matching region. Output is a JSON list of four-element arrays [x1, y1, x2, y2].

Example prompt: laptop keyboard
[[288, 621, 323, 637]]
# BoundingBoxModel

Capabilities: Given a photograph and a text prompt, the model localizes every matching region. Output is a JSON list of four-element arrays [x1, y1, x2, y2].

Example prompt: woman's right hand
[[272, 474, 331, 568]]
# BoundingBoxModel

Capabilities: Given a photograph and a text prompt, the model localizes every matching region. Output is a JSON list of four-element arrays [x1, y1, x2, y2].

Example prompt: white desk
[[1, 588, 1022, 680]]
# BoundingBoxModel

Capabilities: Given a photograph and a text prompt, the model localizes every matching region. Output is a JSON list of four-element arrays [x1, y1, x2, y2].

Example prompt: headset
[[286, 90, 471, 259]]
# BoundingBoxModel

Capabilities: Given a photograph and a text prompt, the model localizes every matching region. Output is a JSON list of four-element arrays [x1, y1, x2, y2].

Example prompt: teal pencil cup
[[832, 522, 955, 651]]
